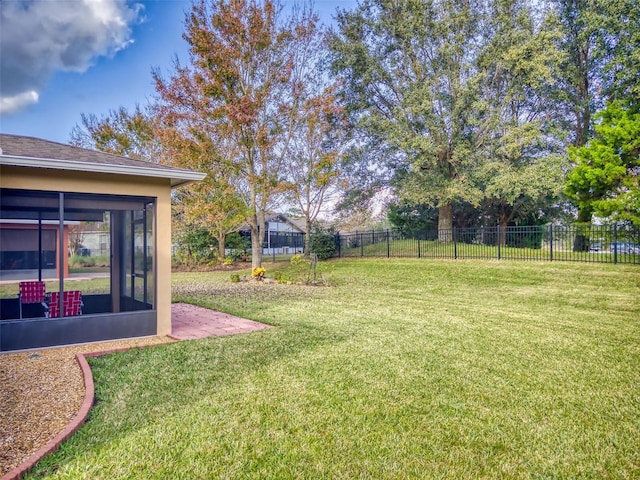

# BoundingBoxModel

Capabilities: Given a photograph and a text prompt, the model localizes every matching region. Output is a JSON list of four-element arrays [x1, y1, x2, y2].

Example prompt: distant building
[[238, 214, 305, 255]]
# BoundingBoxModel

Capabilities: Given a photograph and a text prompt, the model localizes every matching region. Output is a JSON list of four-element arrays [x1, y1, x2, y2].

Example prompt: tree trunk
[[437, 203, 453, 242], [573, 208, 592, 252], [217, 232, 226, 261], [498, 221, 508, 247], [304, 218, 311, 257], [250, 211, 266, 268], [251, 229, 262, 268], [498, 209, 510, 247]]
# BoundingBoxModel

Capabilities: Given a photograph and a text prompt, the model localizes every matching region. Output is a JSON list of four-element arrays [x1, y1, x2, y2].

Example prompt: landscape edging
[[0, 347, 146, 480]]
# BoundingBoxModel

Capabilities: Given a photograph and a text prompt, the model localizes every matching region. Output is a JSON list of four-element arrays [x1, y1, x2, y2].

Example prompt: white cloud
[[0, 90, 39, 114], [0, 0, 143, 114]]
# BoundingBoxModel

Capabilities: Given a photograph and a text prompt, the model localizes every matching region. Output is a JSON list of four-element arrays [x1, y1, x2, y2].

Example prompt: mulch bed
[[0, 336, 171, 477]]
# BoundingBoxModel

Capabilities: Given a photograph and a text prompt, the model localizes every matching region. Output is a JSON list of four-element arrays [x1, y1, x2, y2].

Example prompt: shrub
[[69, 255, 110, 268], [310, 233, 337, 260], [230, 274, 240, 283], [272, 270, 292, 284], [290, 254, 311, 283], [176, 228, 216, 264]]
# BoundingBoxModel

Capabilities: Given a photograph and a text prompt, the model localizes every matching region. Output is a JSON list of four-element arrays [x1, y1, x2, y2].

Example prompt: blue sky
[[0, 0, 356, 144]]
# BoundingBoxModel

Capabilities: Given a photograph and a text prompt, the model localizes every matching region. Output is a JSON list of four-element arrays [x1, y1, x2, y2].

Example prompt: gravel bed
[[0, 336, 172, 476]]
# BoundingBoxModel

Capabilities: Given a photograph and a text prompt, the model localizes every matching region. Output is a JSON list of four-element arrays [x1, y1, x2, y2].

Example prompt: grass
[[23, 259, 640, 479]]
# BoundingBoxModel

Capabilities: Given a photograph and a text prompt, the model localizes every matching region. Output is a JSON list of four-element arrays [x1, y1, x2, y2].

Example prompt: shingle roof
[[0, 133, 205, 187]]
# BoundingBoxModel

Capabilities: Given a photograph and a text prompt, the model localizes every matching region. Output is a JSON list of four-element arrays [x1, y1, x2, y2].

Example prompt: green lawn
[[26, 259, 640, 479]]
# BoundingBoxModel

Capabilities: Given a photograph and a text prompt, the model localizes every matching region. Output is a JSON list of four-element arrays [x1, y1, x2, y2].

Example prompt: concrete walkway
[[170, 303, 271, 340]]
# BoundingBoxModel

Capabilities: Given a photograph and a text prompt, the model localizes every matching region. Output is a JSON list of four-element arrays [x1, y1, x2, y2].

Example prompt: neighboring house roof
[[273, 214, 306, 232], [0, 133, 205, 187]]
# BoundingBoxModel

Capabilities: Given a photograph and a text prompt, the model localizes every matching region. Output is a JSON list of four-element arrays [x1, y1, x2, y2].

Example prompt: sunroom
[[0, 134, 205, 352]]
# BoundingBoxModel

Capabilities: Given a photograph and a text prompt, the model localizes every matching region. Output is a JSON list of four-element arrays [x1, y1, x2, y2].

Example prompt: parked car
[[610, 242, 640, 254], [588, 242, 602, 252]]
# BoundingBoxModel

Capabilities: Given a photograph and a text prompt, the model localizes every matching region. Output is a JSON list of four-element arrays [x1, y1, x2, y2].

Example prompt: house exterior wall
[[0, 165, 173, 336]]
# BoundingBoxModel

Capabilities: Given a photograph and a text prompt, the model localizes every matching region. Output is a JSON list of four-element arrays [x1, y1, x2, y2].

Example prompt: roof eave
[[0, 154, 206, 188]]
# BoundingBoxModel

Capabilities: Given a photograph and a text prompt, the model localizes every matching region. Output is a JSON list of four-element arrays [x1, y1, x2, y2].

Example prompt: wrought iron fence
[[332, 224, 640, 265]]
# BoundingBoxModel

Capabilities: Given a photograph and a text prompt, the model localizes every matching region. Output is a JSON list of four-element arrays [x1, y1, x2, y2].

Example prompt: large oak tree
[[330, 0, 488, 241]]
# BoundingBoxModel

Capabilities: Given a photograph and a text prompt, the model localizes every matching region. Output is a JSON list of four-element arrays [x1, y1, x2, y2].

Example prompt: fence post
[[385, 230, 390, 257], [360, 233, 364, 257], [453, 227, 457, 260], [613, 223, 618, 264], [549, 224, 553, 262], [497, 225, 501, 260], [418, 235, 421, 259]]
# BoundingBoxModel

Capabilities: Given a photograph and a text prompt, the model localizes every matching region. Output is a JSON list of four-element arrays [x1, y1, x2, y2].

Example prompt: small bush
[[230, 274, 240, 283], [310, 233, 336, 260], [272, 270, 292, 284], [288, 254, 311, 283], [252, 267, 266, 280]]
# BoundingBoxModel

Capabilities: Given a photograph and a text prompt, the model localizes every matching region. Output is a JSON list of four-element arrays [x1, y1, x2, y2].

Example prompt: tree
[[170, 138, 248, 261], [282, 8, 345, 256], [330, 0, 486, 241], [70, 102, 249, 261], [475, 0, 567, 241], [387, 201, 438, 236], [330, 0, 573, 240], [598, 0, 640, 100], [154, 0, 308, 268], [68, 223, 91, 256], [552, 0, 639, 231], [70, 104, 162, 161], [566, 99, 640, 225], [553, 0, 601, 150]]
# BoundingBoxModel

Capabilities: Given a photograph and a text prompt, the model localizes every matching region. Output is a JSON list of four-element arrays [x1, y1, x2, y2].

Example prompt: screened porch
[[0, 188, 157, 351]]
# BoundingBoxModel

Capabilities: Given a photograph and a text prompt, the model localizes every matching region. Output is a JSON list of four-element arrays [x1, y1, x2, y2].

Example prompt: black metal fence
[[332, 224, 640, 265]]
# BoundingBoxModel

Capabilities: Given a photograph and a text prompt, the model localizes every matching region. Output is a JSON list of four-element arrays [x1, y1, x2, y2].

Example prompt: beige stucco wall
[[1, 165, 173, 336]]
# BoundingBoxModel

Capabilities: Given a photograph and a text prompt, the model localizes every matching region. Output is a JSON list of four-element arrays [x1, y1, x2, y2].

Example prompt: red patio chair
[[18, 281, 48, 319], [47, 291, 83, 318]]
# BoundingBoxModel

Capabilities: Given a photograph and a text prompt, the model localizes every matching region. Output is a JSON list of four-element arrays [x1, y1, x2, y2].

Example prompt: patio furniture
[[18, 281, 48, 319], [47, 291, 83, 318]]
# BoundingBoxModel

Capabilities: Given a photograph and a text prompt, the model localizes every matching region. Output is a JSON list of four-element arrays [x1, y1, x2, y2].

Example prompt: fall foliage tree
[[281, 7, 345, 256], [154, 0, 312, 268], [166, 135, 248, 260], [70, 103, 247, 260], [70, 104, 162, 161]]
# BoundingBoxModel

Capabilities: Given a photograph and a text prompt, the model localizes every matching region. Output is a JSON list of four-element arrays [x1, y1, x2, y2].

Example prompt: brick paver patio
[[170, 302, 271, 340]]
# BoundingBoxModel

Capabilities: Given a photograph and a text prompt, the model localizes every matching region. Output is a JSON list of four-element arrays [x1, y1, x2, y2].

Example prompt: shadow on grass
[[27, 309, 348, 478]]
